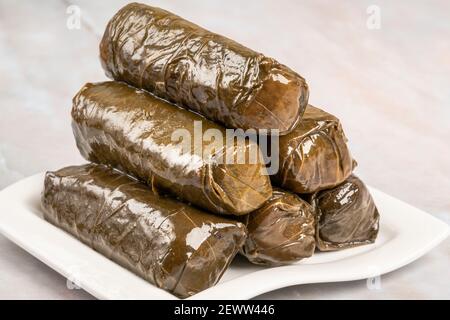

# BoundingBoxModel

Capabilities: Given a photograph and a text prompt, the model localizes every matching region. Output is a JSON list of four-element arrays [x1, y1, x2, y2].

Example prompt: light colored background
[[0, 0, 449, 299]]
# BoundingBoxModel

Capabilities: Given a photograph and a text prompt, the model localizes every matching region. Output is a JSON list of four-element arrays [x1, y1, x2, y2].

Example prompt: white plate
[[0, 173, 448, 300]]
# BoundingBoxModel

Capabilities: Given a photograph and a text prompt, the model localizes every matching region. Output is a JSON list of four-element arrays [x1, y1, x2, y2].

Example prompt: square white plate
[[0, 173, 448, 300]]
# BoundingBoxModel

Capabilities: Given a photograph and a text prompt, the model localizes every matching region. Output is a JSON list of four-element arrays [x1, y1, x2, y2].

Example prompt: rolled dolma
[[99, 3, 309, 134], [71, 81, 272, 216], [272, 105, 354, 194], [41, 164, 247, 298], [311, 175, 380, 251], [240, 188, 315, 266]]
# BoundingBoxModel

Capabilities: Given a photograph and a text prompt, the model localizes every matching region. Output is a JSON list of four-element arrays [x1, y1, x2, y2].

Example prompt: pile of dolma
[[40, 2, 380, 298]]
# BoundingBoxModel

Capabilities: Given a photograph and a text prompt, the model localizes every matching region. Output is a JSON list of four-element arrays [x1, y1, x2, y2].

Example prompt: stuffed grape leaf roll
[[311, 175, 380, 251], [41, 164, 247, 298], [71, 81, 272, 216], [272, 105, 354, 194], [240, 188, 315, 266], [99, 3, 309, 134]]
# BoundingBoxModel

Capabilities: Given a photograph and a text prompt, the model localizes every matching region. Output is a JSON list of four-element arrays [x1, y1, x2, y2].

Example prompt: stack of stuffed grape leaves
[[39, 2, 380, 298]]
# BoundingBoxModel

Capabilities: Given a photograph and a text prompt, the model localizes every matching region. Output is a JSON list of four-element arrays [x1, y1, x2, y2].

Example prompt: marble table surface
[[0, 0, 448, 299]]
